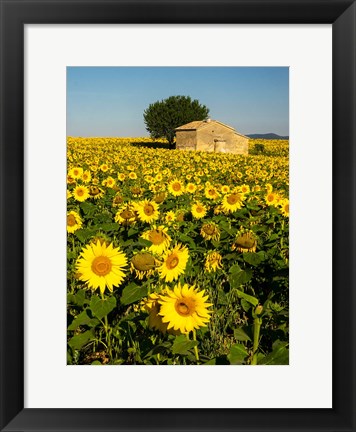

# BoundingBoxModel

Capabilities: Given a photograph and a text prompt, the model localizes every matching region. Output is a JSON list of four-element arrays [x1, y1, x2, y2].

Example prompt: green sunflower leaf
[[68, 310, 99, 331], [259, 341, 289, 365], [234, 327, 252, 342], [90, 295, 117, 319], [68, 330, 95, 350], [243, 252, 265, 266], [172, 335, 198, 355], [236, 290, 259, 307], [227, 343, 249, 365], [120, 283, 148, 305]]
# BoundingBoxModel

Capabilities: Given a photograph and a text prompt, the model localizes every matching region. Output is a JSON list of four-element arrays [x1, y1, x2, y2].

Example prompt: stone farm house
[[175, 119, 249, 154]]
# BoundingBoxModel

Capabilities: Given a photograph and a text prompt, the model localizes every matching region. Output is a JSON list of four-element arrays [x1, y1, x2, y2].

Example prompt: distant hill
[[246, 133, 289, 140]]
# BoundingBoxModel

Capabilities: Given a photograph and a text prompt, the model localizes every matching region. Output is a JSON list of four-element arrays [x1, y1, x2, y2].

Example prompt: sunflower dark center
[[166, 254, 179, 269], [175, 299, 194, 316], [149, 230, 165, 245], [203, 225, 215, 235], [67, 214, 76, 227], [172, 183, 181, 191], [121, 209, 134, 220], [90, 187, 99, 195], [91, 256, 112, 276], [77, 189, 84, 196], [144, 204, 155, 215], [227, 193, 240, 205]]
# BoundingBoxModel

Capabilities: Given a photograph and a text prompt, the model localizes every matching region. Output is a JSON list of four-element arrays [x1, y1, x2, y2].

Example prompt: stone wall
[[176, 130, 196, 150]]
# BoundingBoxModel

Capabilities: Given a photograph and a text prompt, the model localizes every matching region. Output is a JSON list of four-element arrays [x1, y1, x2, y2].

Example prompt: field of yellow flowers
[[67, 137, 289, 365]]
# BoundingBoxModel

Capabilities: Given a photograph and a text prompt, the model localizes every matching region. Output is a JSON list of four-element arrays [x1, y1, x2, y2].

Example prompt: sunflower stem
[[192, 330, 200, 363], [251, 317, 262, 365], [101, 292, 113, 361]]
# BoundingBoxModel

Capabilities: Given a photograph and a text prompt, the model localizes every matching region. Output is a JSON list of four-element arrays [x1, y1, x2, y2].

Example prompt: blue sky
[[67, 67, 289, 137]]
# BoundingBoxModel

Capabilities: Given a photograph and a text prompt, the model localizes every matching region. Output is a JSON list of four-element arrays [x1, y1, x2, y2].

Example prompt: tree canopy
[[143, 95, 210, 148]]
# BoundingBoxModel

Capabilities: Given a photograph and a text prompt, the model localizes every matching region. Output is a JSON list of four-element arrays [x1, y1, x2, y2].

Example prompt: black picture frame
[[1, 0, 355, 431]]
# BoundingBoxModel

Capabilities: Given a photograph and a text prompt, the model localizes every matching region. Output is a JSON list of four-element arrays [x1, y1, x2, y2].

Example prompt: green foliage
[[143, 95, 209, 147], [90, 295, 116, 320]]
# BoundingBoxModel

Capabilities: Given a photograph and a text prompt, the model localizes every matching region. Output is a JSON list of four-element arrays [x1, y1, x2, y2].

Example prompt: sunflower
[[67, 210, 82, 233], [221, 185, 230, 194], [158, 244, 189, 282], [135, 200, 160, 223], [165, 210, 176, 224], [239, 184, 250, 194], [279, 198, 289, 217], [67, 175, 75, 185], [204, 185, 220, 200], [168, 179, 185, 196], [117, 173, 126, 181], [221, 191, 245, 213], [186, 182, 197, 194], [191, 202, 207, 219], [200, 222, 220, 242], [81, 170, 92, 183], [131, 186, 143, 197], [76, 240, 127, 294], [102, 176, 116, 188], [100, 163, 109, 173], [130, 251, 157, 280], [112, 194, 124, 207], [232, 231, 257, 252], [265, 183, 273, 193], [142, 293, 168, 333], [89, 186, 104, 199], [158, 284, 212, 334], [205, 251, 223, 272], [68, 167, 83, 180], [129, 172, 137, 180], [141, 225, 171, 255], [153, 192, 166, 204], [114, 203, 137, 226], [73, 185, 90, 202], [265, 192, 279, 206]]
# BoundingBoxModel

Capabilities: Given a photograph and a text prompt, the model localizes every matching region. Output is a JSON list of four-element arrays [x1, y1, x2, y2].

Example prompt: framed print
[[0, 0, 355, 431]]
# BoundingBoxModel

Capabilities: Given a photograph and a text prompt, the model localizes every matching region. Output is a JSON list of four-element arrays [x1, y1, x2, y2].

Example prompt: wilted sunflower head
[[130, 251, 157, 280], [232, 231, 257, 252], [112, 194, 124, 207], [205, 251, 223, 272], [131, 186, 143, 197], [141, 293, 180, 335], [153, 192, 166, 204], [115, 204, 137, 226], [201, 222, 220, 241], [89, 186, 104, 199]]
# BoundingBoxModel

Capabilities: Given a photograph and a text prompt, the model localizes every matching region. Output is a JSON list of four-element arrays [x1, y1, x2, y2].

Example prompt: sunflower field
[[67, 137, 289, 365]]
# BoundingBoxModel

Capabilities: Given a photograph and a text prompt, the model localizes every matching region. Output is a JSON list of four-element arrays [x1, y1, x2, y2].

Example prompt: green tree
[[143, 95, 210, 148]]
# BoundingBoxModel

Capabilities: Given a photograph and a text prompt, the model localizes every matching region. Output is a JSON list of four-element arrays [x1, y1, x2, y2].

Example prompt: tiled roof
[[175, 119, 248, 138]]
